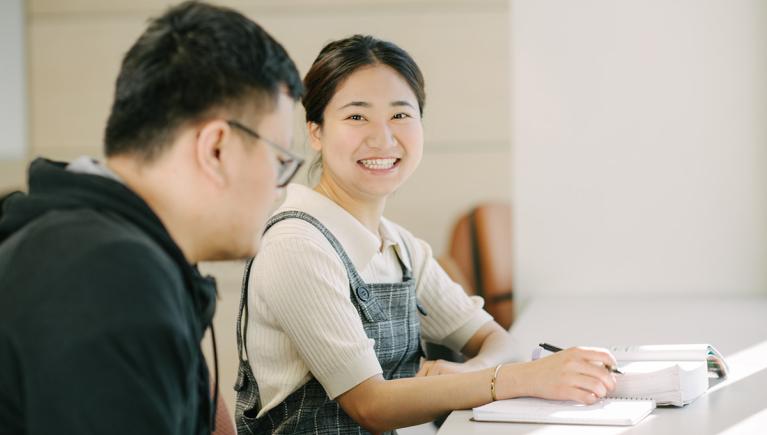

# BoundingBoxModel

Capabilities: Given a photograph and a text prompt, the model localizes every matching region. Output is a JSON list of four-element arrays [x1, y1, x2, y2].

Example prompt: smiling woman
[[308, 61, 424, 212], [235, 35, 621, 435], [302, 35, 425, 185]]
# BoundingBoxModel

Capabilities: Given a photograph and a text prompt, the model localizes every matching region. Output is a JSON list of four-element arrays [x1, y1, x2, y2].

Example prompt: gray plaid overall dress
[[235, 211, 423, 434]]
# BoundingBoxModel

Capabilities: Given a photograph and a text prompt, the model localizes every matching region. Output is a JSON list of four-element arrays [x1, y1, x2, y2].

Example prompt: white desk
[[438, 296, 767, 435]]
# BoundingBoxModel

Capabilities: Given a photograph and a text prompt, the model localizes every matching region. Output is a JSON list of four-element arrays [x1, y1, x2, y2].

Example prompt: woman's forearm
[[463, 327, 517, 369], [341, 369, 491, 432], [338, 363, 528, 433]]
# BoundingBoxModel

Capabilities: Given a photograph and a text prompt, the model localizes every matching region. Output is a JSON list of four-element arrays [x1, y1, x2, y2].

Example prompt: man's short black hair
[[104, 1, 302, 160]]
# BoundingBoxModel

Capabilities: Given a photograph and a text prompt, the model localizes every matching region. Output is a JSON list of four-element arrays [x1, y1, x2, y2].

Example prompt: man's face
[[223, 90, 296, 258]]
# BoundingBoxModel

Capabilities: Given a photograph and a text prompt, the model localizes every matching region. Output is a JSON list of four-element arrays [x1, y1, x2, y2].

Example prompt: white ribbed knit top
[[246, 184, 492, 417]]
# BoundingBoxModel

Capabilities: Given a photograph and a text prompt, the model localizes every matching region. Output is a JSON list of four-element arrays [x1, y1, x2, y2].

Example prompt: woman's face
[[309, 63, 423, 202]]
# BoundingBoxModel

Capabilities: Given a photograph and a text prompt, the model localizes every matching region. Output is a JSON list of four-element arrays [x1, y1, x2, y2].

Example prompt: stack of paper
[[609, 360, 708, 406]]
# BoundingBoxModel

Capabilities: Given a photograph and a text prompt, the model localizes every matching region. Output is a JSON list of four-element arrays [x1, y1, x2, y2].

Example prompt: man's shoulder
[[0, 207, 183, 306], [12, 207, 170, 263], [39, 206, 158, 245]]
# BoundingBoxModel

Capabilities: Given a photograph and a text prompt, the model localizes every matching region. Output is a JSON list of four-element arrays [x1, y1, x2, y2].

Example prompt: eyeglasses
[[227, 120, 304, 188]]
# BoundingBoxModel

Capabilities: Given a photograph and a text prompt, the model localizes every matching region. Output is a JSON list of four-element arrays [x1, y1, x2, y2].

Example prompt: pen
[[539, 342, 623, 374]]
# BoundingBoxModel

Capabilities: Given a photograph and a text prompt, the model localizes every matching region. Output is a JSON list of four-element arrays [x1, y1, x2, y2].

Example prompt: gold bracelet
[[490, 364, 503, 401]]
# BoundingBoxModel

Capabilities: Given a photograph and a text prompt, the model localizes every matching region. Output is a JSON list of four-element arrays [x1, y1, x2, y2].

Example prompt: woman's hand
[[503, 347, 618, 405]]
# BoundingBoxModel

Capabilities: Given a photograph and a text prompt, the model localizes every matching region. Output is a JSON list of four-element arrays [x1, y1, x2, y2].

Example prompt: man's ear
[[307, 121, 323, 152], [195, 119, 230, 188]]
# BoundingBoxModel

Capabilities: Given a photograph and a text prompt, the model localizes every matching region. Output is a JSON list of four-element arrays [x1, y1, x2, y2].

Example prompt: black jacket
[[0, 158, 217, 435]]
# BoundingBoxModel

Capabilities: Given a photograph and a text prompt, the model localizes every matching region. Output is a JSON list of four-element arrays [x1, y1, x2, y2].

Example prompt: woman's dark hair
[[302, 35, 425, 180], [104, 1, 303, 161], [302, 35, 425, 125]]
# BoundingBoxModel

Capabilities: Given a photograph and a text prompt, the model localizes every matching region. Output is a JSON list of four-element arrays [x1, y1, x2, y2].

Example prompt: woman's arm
[[405, 235, 516, 375], [417, 320, 514, 376], [336, 347, 618, 433]]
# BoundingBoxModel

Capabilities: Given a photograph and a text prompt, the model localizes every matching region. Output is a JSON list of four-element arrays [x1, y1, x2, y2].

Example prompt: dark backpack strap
[[468, 208, 485, 298]]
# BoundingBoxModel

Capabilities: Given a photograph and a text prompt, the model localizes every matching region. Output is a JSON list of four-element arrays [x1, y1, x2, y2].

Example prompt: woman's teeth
[[359, 158, 397, 170]]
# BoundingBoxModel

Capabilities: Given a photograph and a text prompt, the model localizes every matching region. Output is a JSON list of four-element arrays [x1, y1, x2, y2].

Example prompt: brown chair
[[427, 204, 513, 429], [439, 202, 514, 329], [211, 388, 236, 435]]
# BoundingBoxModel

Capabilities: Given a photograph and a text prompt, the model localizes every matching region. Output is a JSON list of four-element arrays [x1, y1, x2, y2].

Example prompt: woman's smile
[[357, 157, 401, 173]]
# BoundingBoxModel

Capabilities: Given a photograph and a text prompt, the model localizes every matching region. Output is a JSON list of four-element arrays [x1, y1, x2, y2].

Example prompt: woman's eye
[[347, 114, 364, 121], [393, 112, 411, 120]]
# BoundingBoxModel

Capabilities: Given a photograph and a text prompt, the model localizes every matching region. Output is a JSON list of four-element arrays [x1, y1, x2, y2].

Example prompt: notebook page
[[473, 398, 655, 426]]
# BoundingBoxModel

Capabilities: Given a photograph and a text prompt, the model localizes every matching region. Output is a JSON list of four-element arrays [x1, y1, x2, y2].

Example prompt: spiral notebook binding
[[609, 396, 654, 401]]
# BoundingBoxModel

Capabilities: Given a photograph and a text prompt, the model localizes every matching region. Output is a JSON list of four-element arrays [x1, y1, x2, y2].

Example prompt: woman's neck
[[314, 175, 386, 241]]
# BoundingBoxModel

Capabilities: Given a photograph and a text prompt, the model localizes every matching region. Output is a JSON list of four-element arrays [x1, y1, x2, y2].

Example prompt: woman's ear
[[195, 119, 230, 188], [307, 121, 323, 152]]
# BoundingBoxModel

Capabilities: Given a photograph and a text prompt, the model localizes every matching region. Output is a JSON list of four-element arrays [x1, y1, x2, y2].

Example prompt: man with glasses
[[0, 2, 302, 434]]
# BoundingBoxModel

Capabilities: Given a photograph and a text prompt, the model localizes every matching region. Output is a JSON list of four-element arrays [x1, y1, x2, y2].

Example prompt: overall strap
[[264, 210, 365, 285], [236, 257, 256, 363], [394, 229, 431, 318], [394, 231, 414, 282], [236, 210, 365, 363]]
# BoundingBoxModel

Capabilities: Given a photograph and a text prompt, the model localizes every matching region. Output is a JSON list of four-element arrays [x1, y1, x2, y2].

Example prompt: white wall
[[27, 0, 510, 255], [0, 0, 26, 160], [511, 0, 767, 304], [0, 0, 27, 190]]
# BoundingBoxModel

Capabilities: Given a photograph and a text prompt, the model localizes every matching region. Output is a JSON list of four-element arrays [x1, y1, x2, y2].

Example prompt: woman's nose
[[367, 122, 396, 149]]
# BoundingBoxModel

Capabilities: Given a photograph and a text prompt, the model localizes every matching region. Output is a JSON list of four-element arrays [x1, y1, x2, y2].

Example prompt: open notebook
[[472, 397, 655, 426]]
